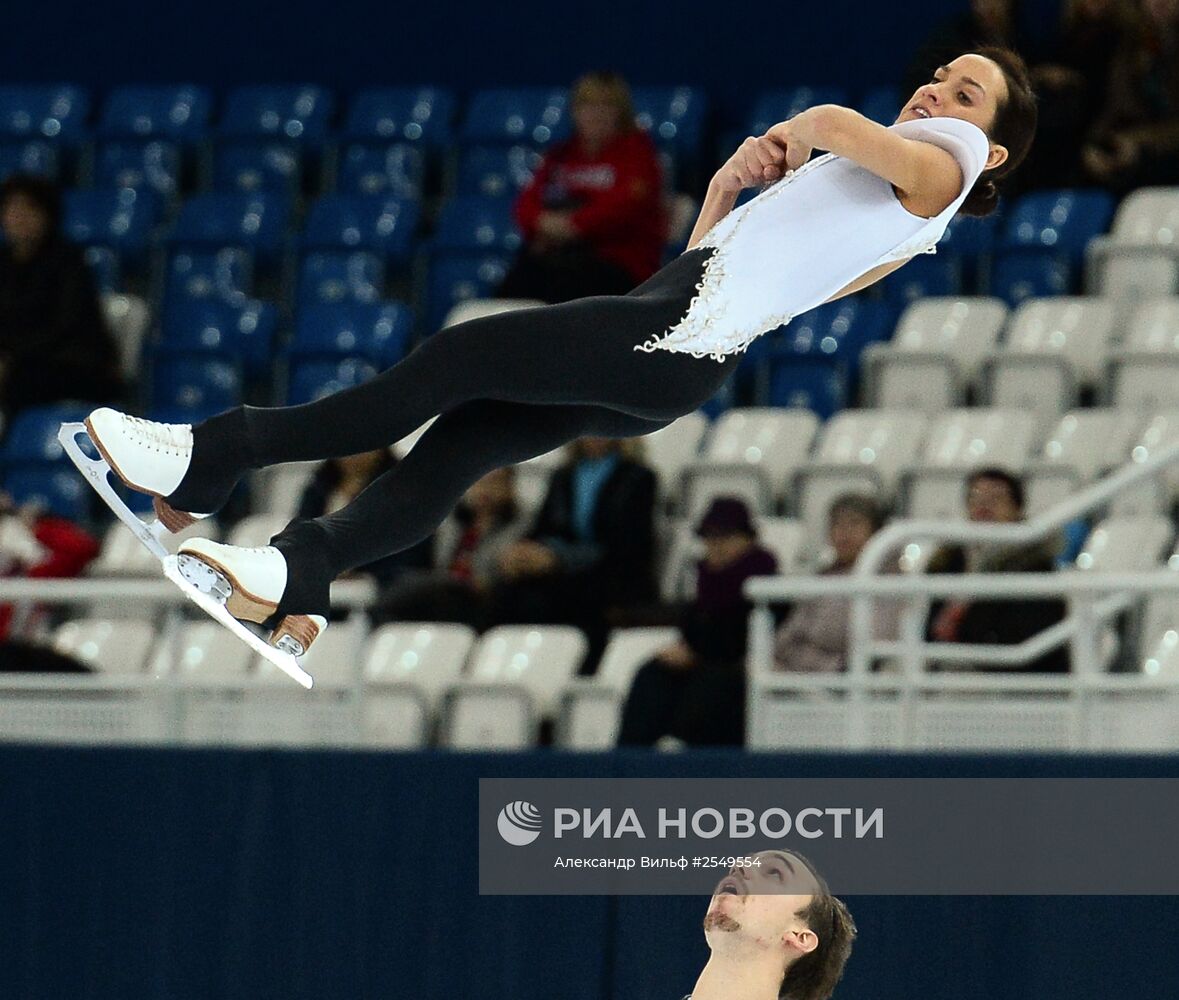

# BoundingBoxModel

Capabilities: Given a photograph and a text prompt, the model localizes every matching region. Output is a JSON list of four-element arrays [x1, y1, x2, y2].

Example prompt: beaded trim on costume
[[632, 152, 939, 363]]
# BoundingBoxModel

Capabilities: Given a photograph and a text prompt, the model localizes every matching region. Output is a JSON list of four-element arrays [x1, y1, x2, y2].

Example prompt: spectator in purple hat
[[618, 496, 778, 746]]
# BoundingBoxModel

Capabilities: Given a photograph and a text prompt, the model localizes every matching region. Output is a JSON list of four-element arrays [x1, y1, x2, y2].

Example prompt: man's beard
[[703, 911, 742, 933]]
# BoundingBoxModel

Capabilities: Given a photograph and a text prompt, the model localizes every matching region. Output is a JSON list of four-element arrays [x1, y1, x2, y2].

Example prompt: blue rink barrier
[[1, 747, 1177, 1000]]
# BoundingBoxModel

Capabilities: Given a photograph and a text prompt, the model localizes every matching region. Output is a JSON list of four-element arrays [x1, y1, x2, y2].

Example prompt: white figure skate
[[59, 413, 314, 689]]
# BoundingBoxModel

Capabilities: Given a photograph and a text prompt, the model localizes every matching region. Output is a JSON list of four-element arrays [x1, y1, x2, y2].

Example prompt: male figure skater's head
[[693, 850, 855, 1000]]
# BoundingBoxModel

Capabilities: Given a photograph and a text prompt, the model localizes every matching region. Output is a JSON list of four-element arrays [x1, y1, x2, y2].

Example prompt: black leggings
[[171, 246, 739, 618]]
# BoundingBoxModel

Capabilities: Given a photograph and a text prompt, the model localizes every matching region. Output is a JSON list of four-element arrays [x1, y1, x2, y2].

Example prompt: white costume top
[[634, 115, 991, 362]]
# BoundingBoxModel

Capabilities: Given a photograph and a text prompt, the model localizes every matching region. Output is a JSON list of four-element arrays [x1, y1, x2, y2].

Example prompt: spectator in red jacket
[[496, 71, 667, 304], [0, 491, 100, 644]]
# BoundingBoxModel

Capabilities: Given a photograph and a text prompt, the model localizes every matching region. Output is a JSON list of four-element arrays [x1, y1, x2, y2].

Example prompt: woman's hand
[[764, 113, 817, 171], [713, 135, 789, 194]]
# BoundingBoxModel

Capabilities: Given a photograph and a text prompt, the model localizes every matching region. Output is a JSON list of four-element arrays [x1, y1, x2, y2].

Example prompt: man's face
[[703, 851, 819, 953], [965, 475, 1021, 523]]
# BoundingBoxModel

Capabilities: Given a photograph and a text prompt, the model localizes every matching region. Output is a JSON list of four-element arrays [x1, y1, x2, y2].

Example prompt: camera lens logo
[[497, 800, 543, 846]]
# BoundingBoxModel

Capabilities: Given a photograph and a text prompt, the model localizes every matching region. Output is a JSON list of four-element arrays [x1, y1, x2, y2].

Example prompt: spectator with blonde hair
[[497, 70, 667, 303]]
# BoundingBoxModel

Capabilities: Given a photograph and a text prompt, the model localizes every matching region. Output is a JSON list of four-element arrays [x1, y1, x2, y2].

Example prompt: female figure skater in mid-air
[[85, 48, 1037, 655]]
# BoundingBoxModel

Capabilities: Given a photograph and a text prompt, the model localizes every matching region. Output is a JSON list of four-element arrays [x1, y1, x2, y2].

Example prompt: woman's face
[[828, 510, 875, 566], [898, 53, 1009, 137], [1, 193, 50, 250], [572, 93, 621, 147]]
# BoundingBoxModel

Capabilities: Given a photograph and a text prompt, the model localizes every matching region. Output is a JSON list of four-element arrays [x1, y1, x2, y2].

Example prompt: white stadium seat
[[363, 621, 474, 709], [903, 409, 1039, 518], [987, 298, 1119, 424], [101, 293, 151, 381], [1074, 517, 1174, 572], [642, 410, 708, 508], [1111, 299, 1179, 411], [160, 621, 254, 682], [796, 409, 925, 545], [250, 461, 320, 518], [226, 513, 290, 547], [1086, 188, 1179, 297], [90, 517, 221, 578], [254, 616, 368, 688], [1116, 411, 1179, 514], [558, 626, 679, 749], [864, 297, 1008, 411], [53, 618, 157, 674], [682, 407, 819, 518], [441, 297, 545, 329], [444, 625, 588, 748], [361, 622, 477, 748], [1025, 410, 1143, 514]]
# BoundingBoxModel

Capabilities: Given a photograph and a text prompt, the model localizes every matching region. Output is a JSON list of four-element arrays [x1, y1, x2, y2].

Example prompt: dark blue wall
[[1, 0, 1067, 120], [2, 746, 1179, 1000]]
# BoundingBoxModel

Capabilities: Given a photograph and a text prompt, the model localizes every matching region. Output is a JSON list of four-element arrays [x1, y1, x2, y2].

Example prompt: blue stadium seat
[[343, 87, 456, 148], [287, 357, 379, 405], [0, 141, 58, 181], [62, 188, 162, 265], [297, 252, 384, 306], [83, 246, 120, 293], [859, 85, 903, 126], [432, 195, 521, 253], [747, 86, 849, 135], [97, 85, 213, 142], [219, 85, 334, 144], [168, 193, 290, 265], [0, 85, 90, 142], [3, 466, 90, 520], [291, 302, 413, 367], [460, 87, 570, 146], [456, 145, 542, 197], [165, 249, 252, 305], [989, 249, 1072, 306], [212, 143, 301, 194], [1001, 189, 1116, 259], [158, 298, 277, 379], [939, 209, 1002, 257], [880, 251, 964, 305], [93, 140, 181, 197], [631, 85, 706, 181], [336, 144, 424, 197], [765, 358, 847, 418], [2, 404, 93, 464], [150, 356, 243, 422], [424, 253, 512, 333], [302, 195, 420, 268]]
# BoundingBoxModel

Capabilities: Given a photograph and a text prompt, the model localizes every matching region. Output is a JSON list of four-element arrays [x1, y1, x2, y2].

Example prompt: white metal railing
[[742, 438, 1179, 750]]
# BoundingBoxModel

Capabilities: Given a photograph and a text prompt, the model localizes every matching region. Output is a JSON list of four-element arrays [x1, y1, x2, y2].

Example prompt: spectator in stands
[[925, 467, 1068, 672], [483, 435, 657, 668], [1020, 0, 1130, 191], [0, 490, 99, 671], [0, 174, 122, 425], [296, 448, 431, 588], [496, 71, 667, 304], [618, 496, 778, 746], [1081, 0, 1179, 191], [773, 494, 897, 674], [372, 466, 527, 627], [901, 0, 1033, 103]]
